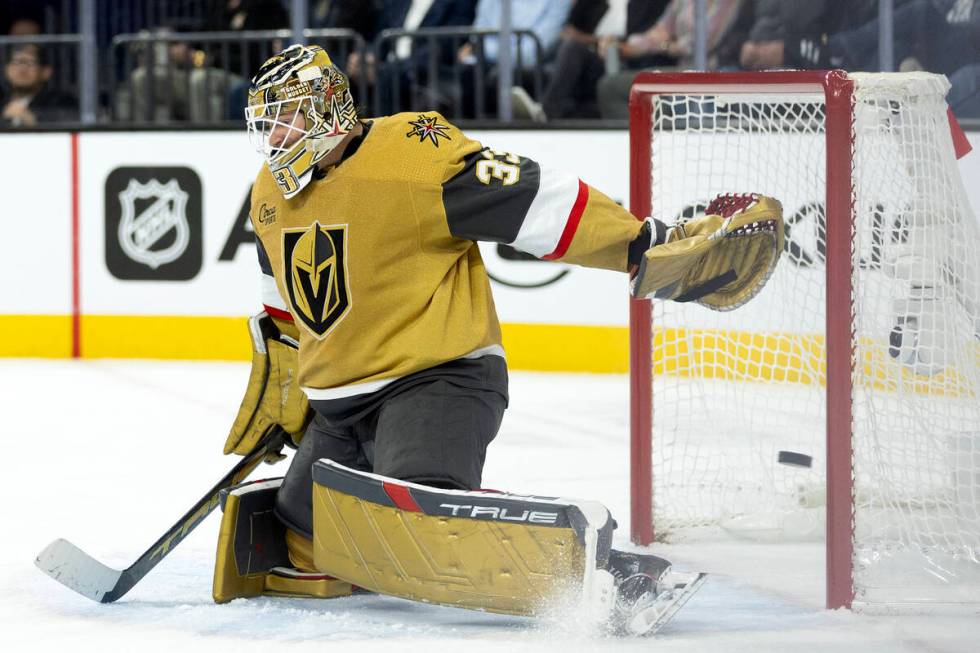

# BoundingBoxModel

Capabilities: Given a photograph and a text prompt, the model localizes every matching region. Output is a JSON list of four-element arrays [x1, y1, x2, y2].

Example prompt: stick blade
[[35, 538, 124, 603]]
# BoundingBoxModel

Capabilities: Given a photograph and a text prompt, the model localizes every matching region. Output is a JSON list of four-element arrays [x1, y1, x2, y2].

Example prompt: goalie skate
[[608, 550, 706, 636]]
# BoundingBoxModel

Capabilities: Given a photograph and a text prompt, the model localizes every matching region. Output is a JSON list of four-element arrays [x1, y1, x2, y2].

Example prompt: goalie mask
[[245, 44, 358, 199]]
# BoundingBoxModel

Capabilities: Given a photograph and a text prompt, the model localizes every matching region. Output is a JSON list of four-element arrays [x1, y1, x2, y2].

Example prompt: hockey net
[[628, 71, 980, 610]]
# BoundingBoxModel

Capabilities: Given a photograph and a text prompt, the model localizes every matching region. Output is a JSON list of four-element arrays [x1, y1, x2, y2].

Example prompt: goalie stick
[[35, 427, 290, 603]]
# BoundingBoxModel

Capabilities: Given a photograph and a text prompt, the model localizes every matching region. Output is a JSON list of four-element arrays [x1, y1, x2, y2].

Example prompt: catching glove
[[224, 313, 312, 457], [630, 194, 784, 311]]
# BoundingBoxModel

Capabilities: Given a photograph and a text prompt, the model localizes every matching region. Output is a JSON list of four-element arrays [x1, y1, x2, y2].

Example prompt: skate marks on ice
[[23, 551, 973, 653], [26, 547, 704, 642], [638, 567, 980, 652], [7, 362, 980, 652], [21, 552, 532, 642], [24, 540, 714, 647], [666, 572, 819, 635], [18, 559, 979, 653]]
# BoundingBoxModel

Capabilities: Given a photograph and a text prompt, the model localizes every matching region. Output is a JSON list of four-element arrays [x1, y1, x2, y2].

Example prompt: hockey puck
[[777, 451, 813, 468]]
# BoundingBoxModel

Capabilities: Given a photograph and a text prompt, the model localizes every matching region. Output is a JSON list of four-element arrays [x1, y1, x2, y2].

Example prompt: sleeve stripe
[[256, 236, 291, 320], [510, 167, 585, 258], [541, 179, 588, 261], [262, 273, 291, 318], [264, 304, 293, 321]]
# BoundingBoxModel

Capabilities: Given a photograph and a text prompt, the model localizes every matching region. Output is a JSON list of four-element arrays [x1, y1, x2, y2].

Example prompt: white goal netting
[[640, 72, 980, 608]]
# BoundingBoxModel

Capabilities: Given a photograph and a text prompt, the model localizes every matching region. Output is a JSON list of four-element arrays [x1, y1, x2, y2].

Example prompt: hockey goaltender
[[40, 44, 785, 636]]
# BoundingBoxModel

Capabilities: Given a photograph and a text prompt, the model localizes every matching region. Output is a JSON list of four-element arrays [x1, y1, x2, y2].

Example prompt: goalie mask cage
[[628, 70, 980, 611]]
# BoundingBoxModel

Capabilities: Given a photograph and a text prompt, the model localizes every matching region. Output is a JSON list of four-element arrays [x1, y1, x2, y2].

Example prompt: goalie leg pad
[[311, 458, 615, 616], [213, 478, 353, 603]]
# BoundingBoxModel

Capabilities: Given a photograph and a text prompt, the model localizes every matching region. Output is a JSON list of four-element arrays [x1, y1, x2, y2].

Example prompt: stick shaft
[[37, 428, 288, 603]]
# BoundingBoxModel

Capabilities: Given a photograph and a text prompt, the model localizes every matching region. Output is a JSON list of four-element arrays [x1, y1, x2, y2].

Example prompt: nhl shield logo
[[117, 178, 190, 269], [283, 222, 351, 338], [104, 166, 202, 281]]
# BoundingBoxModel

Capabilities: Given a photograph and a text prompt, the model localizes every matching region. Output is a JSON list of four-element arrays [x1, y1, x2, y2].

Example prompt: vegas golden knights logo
[[282, 223, 350, 338]]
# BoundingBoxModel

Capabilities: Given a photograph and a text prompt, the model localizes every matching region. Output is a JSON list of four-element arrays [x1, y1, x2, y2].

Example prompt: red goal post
[[628, 70, 980, 612]]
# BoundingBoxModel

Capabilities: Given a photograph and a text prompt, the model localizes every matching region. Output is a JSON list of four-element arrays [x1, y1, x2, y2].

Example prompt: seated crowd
[[1, 0, 979, 127]]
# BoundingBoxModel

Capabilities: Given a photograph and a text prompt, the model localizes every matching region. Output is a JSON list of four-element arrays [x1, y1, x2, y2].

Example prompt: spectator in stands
[[6, 16, 42, 37], [310, 0, 380, 40], [949, 62, 980, 118], [115, 29, 196, 122], [739, 0, 882, 70], [0, 43, 77, 126], [0, 2, 43, 36], [206, 0, 290, 119], [595, 0, 747, 120], [377, 0, 476, 51], [206, 0, 290, 75], [511, 0, 672, 121], [946, 63, 980, 119], [117, 21, 249, 124], [799, 0, 980, 77], [455, 0, 572, 118], [738, 0, 841, 71], [364, 0, 477, 114], [458, 0, 570, 69], [767, 0, 980, 115]]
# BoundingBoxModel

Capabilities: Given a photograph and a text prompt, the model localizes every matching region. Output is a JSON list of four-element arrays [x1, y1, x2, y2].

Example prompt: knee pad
[[212, 478, 353, 603]]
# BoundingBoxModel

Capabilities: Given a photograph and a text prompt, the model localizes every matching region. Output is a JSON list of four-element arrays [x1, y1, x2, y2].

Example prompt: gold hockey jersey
[[250, 112, 642, 404]]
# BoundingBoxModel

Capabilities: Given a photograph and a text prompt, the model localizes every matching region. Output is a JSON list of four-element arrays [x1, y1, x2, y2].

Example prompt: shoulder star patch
[[406, 114, 451, 147]]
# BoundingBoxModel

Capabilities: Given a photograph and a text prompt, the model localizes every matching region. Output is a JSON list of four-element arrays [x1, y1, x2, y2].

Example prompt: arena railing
[[99, 0, 211, 43], [370, 27, 545, 121], [106, 27, 543, 125], [5, 8, 978, 130], [108, 29, 366, 125]]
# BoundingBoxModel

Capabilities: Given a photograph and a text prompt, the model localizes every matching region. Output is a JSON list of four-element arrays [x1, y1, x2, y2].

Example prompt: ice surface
[[2, 359, 978, 652]]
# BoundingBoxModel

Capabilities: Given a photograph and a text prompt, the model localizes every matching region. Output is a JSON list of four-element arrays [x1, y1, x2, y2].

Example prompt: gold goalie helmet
[[245, 44, 358, 198]]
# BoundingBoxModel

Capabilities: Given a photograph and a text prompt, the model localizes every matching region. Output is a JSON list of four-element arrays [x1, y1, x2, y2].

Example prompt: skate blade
[[627, 571, 706, 636]]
